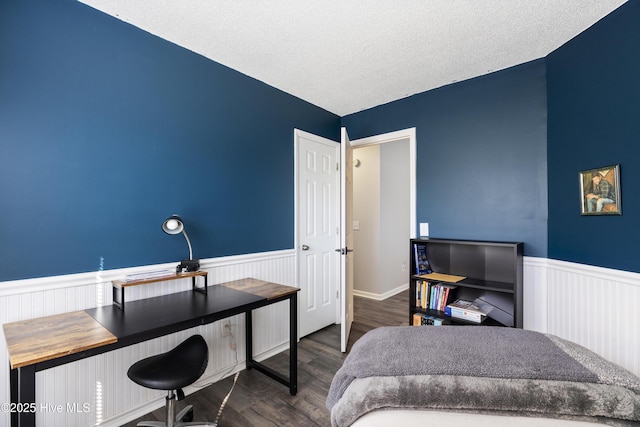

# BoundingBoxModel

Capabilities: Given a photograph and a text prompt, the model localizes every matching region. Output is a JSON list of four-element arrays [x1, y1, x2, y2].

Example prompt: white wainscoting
[[524, 257, 640, 378], [0, 249, 296, 427]]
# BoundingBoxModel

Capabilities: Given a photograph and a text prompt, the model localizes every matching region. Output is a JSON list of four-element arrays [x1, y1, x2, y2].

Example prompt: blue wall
[[342, 60, 548, 257], [2, 0, 637, 281], [0, 0, 339, 281], [547, 1, 640, 273]]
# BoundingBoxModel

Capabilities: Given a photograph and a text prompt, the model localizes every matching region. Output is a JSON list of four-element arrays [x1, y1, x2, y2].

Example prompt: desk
[[3, 278, 299, 427]]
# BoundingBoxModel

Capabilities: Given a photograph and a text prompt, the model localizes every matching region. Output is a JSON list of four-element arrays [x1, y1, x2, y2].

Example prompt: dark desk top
[[86, 284, 264, 341]]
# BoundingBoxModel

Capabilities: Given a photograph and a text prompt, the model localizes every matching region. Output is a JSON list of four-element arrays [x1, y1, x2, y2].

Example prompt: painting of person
[[584, 171, 617, 213]]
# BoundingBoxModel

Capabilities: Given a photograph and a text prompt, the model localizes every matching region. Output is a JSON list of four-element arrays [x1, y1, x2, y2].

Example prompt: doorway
[[352, 137, 411, 299]]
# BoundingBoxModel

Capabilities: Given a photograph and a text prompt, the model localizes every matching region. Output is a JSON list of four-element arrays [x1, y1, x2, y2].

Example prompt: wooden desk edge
[[3, 311, 118, 369], [219, 278, 299, 300]]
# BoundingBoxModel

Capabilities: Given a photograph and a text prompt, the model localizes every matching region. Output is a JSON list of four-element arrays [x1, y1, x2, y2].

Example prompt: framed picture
[[579, 164, 621, 215]]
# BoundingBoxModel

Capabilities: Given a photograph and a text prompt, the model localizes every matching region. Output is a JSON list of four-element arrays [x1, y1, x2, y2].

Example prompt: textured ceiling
[[78, 0, 626, 116]]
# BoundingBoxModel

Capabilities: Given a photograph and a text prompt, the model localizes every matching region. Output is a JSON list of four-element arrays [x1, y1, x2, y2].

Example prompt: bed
[[326, 326, 640, 426]]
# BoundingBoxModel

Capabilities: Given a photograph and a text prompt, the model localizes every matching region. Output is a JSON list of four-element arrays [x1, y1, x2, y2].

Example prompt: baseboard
[[353, 283, 409, 301]]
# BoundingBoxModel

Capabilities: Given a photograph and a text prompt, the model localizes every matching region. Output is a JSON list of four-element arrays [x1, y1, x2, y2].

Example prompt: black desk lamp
[[162, 214, 200, 272]]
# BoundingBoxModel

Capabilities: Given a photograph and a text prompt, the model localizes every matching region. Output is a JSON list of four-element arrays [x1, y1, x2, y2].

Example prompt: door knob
[[335, 247, 354, 255], [301, 245, 310, 251]]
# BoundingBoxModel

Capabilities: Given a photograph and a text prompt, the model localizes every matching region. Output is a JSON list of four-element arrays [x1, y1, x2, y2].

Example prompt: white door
[[295, 129, 340, 338], [340, 127, 354, 352]]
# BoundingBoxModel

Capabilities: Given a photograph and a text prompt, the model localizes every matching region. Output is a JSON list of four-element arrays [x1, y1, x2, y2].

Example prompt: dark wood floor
[[122, 289, 409, 426]]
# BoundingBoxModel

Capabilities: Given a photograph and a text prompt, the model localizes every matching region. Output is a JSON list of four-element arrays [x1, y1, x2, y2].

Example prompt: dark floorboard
[[122, 289, 408, 426]]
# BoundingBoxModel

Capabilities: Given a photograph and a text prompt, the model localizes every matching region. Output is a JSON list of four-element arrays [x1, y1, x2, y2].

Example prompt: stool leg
[[166, 390, 176, 427], [136, 390, 181, 427]]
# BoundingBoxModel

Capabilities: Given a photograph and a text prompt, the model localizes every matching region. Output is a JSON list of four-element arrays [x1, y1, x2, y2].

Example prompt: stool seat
[[128, 334, 208, 391]]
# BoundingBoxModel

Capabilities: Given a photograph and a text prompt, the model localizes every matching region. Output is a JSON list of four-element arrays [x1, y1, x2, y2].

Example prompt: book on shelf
[[421, 281, 428, 308], [415, 280, 458, 311], [415, 280, 431, 309], [412, 313, 423, 326], [124, 269, 175, 282], [435, 284, 457, 311], [422, 315, 446, 326], [413, 243, 432, 275], [413, 313, 447, 326], [444, 298, 491, 323]]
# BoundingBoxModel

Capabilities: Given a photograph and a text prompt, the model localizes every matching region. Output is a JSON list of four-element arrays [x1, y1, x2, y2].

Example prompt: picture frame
[[579, 164, 621, 215]]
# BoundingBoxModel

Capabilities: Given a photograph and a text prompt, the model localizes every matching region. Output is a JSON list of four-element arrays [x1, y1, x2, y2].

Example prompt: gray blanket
[[327, 326, 640, 426]]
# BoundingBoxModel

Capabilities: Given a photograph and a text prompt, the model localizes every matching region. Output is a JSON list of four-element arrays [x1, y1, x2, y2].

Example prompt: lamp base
[[177, 259, 200, 273]]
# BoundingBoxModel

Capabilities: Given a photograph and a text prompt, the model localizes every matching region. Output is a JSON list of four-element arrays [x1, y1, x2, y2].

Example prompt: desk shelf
[[111, 270, 208, 311]]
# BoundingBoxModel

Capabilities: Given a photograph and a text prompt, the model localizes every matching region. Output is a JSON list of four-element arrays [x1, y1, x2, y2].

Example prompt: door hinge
[[336, 162, 339, 171], [336, 290, 339, 299]]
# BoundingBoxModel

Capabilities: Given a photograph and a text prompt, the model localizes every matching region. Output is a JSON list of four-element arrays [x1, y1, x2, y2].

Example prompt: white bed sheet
[[352, 409, 603, 426]]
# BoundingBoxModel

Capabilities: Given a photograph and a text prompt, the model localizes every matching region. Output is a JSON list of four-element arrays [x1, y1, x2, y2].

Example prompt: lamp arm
[[181, 229, 194, 260]]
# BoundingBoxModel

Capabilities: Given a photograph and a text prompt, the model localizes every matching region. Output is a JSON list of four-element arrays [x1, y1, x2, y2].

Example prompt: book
[[413, 244, 432, 275], [421, 315, 435, 325], [424, 283, 458, 311], [438, 284, 457, 311], [446, 308, 482, 323], [412, 313, 423, 326], [444, 299, 491, 323], [429, 284, 437, 310], [124, 269, 175, 282], [420, 314, 447, 326]]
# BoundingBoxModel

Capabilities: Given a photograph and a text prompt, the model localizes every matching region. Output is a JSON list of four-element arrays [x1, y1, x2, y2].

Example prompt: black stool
[[127, 335, 217, 427]]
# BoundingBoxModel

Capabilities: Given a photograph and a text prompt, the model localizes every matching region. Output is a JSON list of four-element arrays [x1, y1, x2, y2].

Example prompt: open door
[[340, 127, 354, 352], [294, 129, 340, 338]]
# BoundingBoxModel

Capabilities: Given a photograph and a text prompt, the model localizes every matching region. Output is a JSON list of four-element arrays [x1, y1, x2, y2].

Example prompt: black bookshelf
[[410, 238, 523, 328]]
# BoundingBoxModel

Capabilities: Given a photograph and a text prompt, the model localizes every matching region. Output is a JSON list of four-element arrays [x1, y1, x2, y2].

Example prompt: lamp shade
[[161, 214, 199, 272], [162, 215, 184, 235]]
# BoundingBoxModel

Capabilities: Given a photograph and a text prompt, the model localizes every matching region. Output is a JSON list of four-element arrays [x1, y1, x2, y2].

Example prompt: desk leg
[[289, 292, 298, 396], [245, 309, 254, 370], [243, 295, 298, 396], [10, 365, 36, 427]]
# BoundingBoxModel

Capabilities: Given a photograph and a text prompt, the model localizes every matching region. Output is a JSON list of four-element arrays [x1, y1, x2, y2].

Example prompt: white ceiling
[[78, 0, 626, 116]]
